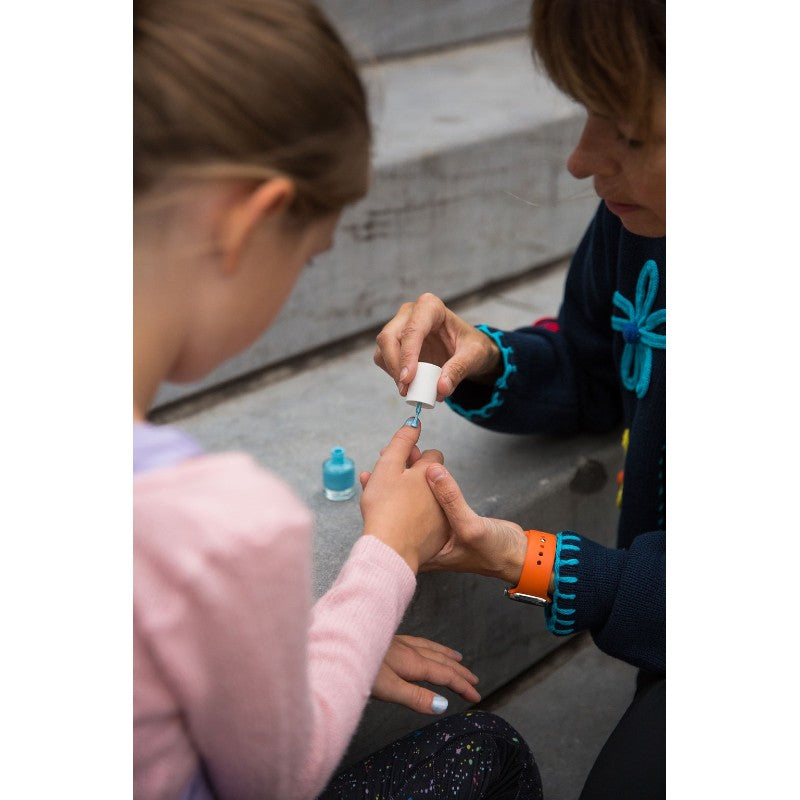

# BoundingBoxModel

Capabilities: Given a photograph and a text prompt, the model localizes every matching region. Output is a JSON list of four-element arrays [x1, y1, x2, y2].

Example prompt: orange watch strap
[[505, 530, 557, 605]]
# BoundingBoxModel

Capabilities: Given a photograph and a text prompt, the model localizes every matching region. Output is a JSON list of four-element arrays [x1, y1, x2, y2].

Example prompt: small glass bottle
[[323, 447, 355, 501]]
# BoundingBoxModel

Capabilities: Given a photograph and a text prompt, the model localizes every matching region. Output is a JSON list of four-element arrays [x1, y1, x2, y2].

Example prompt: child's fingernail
[[453, 650, 463, 659], [404, 416, 420, 428], [427, 465, 446, 482], [431, 695, 448, 714], [399, 367, 409, 382]]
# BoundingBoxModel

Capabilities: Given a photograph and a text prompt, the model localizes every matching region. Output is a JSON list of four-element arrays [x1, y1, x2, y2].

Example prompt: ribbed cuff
[[445, 326, 517, 420], [544, 532, 581, 635]]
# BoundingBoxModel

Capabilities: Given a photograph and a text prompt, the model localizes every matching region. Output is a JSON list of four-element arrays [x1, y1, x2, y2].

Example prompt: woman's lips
[[605, 199, 640, 215]]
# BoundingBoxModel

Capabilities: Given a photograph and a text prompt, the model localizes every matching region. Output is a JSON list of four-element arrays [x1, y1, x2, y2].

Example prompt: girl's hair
[[134, 0, 371, 221], [530, 0, 665, 127]]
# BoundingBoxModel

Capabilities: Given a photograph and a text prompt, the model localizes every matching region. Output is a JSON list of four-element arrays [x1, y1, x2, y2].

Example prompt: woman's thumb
[[426, 465, 473, 526]]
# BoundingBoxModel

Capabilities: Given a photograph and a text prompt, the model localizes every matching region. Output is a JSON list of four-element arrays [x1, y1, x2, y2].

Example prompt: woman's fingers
[[415, 448, 444, 466], [396, 294, 447, 391], [426, 465, 477, 530], [374, 302, 415, 381]]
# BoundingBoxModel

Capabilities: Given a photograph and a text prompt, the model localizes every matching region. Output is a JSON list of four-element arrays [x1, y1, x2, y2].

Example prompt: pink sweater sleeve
[[134, 453, 416, 800]]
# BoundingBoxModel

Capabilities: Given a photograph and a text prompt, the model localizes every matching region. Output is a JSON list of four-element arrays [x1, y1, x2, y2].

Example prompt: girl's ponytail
[[134, 0, 371, 220]]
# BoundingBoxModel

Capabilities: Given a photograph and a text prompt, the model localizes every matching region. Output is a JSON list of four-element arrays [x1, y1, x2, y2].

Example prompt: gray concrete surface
[[156, 259, 629, 770], [476, 632, 638, 800], [318, 0, 530, 61], [154, 34, 595, 406]]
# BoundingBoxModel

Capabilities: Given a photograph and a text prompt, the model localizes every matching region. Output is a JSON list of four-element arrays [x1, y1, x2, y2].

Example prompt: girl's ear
[[220, 177, 296, 276]]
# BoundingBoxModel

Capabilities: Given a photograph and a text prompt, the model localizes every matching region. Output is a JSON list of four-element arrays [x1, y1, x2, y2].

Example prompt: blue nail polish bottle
[[323, 447, 355, 501]]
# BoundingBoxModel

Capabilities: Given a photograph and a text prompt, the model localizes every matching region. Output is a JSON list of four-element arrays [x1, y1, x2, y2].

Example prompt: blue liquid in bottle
[[323, 447, 355, 501]]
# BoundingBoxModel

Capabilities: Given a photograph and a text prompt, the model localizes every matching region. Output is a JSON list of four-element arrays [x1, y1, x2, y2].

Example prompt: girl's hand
[[360, 423, 449, 573], [374, 293, 503, 401], [372, 634, 481, 714], [421, 464, 529, 585]]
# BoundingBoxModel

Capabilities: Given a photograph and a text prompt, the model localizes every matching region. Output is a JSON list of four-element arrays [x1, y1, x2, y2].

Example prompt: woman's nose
[[567, 117, 616, 180]]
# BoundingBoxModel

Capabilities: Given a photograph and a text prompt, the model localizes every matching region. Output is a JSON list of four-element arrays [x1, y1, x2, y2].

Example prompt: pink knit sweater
[[134, 451, 416, 800]]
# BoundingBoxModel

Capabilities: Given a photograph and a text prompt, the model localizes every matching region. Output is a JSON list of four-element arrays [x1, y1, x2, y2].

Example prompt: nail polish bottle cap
[[405, 362, 442, 410]]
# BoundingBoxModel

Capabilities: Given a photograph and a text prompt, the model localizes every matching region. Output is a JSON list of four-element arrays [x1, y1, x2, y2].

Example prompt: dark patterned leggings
[[317, 710, 542, 800]]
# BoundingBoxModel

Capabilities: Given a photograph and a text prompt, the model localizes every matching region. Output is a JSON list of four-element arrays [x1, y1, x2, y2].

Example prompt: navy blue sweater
[[446, 202, 665, 674]]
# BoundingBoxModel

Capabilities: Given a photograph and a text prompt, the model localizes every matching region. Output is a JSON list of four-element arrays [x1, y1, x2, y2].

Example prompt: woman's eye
[[616, 129, 644, 150]]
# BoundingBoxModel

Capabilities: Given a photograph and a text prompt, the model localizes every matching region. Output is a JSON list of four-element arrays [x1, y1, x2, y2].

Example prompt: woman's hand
[[374, 292, 503, 401], [360, 423, 449, 573], [421, 464, 529, 584], [372, 634, 481, 714]]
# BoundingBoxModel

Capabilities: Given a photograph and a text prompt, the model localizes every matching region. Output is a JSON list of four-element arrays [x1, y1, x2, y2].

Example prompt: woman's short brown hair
[[530, 0, 665, 126], [134, 0, 371, 221]]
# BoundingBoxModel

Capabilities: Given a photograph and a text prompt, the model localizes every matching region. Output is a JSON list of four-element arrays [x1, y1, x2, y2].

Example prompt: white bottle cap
[[405, 362, 442, 409]]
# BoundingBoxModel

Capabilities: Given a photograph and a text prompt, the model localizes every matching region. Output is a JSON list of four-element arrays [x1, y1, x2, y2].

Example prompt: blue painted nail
[[431, 695, 448, 714], [404, 416, 419, 428]]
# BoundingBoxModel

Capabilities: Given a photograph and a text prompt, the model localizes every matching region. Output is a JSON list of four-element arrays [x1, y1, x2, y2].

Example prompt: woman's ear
[[219, 177, 296, 276]]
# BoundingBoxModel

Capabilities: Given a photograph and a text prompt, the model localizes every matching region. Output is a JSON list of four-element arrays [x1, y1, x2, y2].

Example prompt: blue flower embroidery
[[611, 260, 666, 399]]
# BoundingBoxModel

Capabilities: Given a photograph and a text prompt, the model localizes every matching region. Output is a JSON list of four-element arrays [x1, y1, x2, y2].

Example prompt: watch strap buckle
[[504, 587, 549, 607]]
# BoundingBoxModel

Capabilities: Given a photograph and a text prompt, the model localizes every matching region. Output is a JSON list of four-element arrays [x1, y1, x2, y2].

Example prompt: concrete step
[[475, 632, 638, 800], [152, 259, 627, 768], [317, 0, 531, 61], [154, 34, 595, 407]]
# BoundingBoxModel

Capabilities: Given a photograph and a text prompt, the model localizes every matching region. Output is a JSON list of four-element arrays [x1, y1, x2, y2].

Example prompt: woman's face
[[567, 87, 666, 238]]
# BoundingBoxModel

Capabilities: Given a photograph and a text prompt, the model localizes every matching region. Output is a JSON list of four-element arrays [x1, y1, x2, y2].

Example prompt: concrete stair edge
[[317, 0, 531, 62]]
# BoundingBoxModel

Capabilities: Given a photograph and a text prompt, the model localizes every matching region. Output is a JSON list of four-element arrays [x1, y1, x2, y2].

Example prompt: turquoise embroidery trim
[[545, 533, 580, 635], [445, 325, 517, 420], [610, 259, 666, 399]]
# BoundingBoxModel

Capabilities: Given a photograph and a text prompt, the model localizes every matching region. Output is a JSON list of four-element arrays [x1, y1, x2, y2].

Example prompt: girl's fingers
[[371, 424, 422, 478], [405, 445, 423, 467], [414, 646, 479, 686], [414, 657, 482, 703], [394, 635, 478, 684], [379, 433, 422, 461], [419, 652, 479, 689], [382, 672, 452, 716], [395, 634, 461, 660]]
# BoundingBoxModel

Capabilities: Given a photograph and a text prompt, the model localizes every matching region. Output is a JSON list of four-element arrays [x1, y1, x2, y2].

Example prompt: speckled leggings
[[317, 710, 542, 800]]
